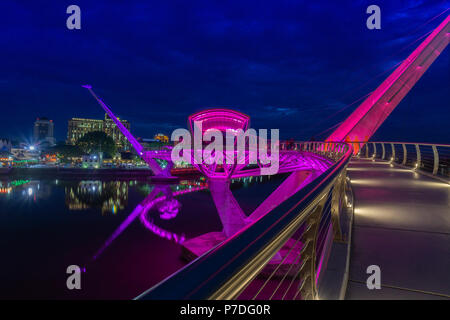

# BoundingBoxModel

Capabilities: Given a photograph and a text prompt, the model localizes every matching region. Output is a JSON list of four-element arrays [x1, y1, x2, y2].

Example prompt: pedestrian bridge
[[88, 14, 449, 300], [347, 158, 449, 299], [136, 141, 450, 300]]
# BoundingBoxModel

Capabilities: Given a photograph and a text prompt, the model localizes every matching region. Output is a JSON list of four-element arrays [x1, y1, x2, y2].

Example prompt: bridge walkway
[[345, 159, 450, 299]]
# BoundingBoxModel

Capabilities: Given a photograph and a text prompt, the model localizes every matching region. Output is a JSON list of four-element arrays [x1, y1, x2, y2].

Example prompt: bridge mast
[[327, 15, 450, 152], [82, 85, 144, 155]]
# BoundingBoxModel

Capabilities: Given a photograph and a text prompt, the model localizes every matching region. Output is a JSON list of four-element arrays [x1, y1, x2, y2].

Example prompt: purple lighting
[[188, 108, 250, 135]]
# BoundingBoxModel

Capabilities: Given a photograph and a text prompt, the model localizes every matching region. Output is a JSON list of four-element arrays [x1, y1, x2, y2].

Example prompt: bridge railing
[[358, 142, 450, 182], [137, 142, 353, 300]]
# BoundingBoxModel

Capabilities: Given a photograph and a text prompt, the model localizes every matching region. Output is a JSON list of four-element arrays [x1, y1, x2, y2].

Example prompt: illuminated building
[[0, 150, 13, 167], [10, 147, 39, 161], [67, 118, 103, 144], [67, 114, 131, 151], [154, 133, 169, 144], [41, 153, 57, 164], [34, 117, 55, 146]]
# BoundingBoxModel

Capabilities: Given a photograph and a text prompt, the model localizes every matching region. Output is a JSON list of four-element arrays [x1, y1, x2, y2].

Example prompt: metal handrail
[[358, 141, 450, 182], [137, 142, 353, 300]]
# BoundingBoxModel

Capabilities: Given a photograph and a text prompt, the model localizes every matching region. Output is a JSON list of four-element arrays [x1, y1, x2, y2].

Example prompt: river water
[[0, 175, 287, 299]]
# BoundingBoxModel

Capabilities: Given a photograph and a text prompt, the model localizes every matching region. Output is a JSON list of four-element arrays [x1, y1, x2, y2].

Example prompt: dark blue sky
[[1, 0, 449, 143]]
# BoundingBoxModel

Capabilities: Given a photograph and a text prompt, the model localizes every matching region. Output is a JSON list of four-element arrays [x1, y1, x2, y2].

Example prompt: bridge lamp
[[345, 195, 352, 208]]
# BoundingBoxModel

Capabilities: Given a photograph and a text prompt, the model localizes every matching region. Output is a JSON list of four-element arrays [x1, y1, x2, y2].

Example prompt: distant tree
[[76, 131, 117, 156]]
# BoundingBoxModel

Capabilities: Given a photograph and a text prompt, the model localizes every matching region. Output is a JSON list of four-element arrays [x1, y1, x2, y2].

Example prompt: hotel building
[[67, 114, 131, 151]]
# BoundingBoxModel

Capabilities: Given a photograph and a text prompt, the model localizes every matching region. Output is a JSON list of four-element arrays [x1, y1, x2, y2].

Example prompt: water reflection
[[1, 175, 279, 257], [93, 180, 208, 260], [0, 179, 52, 201], [0, 174, 288, 299], [65, 180, 129, 214]]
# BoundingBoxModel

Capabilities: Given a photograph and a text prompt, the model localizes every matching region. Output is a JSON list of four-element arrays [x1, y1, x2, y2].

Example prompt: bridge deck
[[345, 159, 450, 300]]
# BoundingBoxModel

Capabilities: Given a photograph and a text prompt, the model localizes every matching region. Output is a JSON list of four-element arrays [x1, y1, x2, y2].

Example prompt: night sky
[[1, 1, 449, 144]]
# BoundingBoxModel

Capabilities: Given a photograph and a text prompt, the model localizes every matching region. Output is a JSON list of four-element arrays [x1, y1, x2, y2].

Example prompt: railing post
[[331, 173, 344, 242], [365, 143, 368, 158], [415, 144, 421, 170], [296, 195, 327, 300], [432, 145, 439, 175], [372, 143, 377, 158], [391, 143, 395, 162], [381, 143, 385, 160], [402, 144, 407, 165]]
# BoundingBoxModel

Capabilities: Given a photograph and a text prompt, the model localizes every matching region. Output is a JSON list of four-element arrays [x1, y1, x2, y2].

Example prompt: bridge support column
[[182, 178, 248, 260]]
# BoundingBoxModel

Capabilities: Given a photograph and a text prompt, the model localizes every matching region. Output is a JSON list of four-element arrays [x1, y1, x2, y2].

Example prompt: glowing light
[[10, 180, 31, 187], [27, 188, 33, 196], [327, 15, 450, 150], [0, 187, 12, 194]]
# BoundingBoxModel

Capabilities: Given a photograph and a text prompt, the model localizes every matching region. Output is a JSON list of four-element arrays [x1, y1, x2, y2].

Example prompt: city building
[[67, 118, 103, 145], [0, 139, 12, 152], [0, 150, 13, 167], [10, 147, 40, 161], [33, 117, 56, 146], [67, 114, 131, 151], [154, 133, 169, 143]]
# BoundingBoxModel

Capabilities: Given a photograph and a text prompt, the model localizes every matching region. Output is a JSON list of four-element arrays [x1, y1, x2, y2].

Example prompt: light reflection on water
[[0, 175, 285, 299]]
